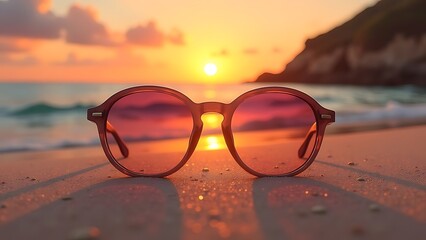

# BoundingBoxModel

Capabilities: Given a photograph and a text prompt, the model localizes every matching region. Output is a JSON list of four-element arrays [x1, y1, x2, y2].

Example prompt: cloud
[[0, 54, 39, 66], [126, 21, 185, 47], [211, 48, 229, 57], [54, 49, 144, 67], [0, 1, 185, 49], [0, 38, 37, 52], [54, 52, 99, 66], [272, 47, 282, 53], [243, 48, 259, 55], [0, 0, 62, 39], [168, 28, 185, 45], [64, 5, 115, 46], [126, 21, 165, 47]]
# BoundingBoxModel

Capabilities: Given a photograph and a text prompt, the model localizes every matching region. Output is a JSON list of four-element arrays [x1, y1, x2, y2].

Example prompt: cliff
[[256, 0, 426, 85]]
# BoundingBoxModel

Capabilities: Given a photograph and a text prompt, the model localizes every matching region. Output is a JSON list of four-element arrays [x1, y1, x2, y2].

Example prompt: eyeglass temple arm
[[298, 122, 317, 158], [106, 121, 129, 158]]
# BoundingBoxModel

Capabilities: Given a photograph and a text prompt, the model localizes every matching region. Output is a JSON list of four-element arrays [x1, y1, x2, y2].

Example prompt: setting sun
[[204, 63, 217, 76]]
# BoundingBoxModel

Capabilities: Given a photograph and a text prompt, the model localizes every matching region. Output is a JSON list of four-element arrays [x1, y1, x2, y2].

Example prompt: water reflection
[[204, 135, 224, 150]]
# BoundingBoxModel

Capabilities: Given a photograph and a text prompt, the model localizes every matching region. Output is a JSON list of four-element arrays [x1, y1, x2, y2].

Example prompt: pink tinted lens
[[231, 93, 317, 175], [106, 92, 193, 175]]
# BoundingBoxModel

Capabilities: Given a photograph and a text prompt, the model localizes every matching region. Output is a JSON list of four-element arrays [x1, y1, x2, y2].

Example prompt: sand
[[0, 125, 425, 240]]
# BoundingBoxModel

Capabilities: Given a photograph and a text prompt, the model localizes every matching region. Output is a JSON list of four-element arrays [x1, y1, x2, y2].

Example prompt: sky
[[0, 0, 379, 84]]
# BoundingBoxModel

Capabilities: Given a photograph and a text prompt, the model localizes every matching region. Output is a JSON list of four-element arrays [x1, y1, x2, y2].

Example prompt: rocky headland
[[256, 0, 426, 85]]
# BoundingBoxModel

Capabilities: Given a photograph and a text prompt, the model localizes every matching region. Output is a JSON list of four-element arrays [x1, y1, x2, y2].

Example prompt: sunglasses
[[87, 86, 335, 177]]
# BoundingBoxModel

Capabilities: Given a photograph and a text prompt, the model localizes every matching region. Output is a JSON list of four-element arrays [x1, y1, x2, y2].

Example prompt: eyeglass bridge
[[200, 102, 226, 114]]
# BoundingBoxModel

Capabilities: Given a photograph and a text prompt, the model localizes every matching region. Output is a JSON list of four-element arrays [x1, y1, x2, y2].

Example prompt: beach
[[0, 125, 425, 239]]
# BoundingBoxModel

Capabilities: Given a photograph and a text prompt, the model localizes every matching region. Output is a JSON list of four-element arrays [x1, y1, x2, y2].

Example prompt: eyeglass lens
[[231, 93, 317, 175], [106, 92, 193, 175]]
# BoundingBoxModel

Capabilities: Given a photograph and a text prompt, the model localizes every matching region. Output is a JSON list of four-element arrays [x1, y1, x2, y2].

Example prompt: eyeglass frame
[[87, 86, 335, 177]]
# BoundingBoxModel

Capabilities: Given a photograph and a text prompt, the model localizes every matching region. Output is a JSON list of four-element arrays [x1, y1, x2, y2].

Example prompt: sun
[[204, 63, 217, 76]]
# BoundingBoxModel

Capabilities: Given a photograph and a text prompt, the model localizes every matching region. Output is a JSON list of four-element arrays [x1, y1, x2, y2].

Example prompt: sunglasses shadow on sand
[[1, 173, 423, 239], [252, 177, 425, 239], [0, 177, 182, 239]]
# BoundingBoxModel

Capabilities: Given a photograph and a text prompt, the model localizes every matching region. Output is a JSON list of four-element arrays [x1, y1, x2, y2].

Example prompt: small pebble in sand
[[69, 227, 100, 240], [62, 197, 73, 201], [190, 178, 199, 181], [369, 204, 380, 212], [1, 181, 5, 184], [311, 205, 327, 214], [198, 195, 204, 200], [225, 168, 230, 171], [357, 177, 366, 182], [208, 209, 221, 220], [311, 192, 319, 197], [0, 204, 6, 209], [273, 166, 279, 169], [31, 178, 37, 181], [107, 176, 112, 179], [351, 225, 366, 236], [202, 168, 209, 172], [296, 211, 308, 218], [348, 162, 355, 166]]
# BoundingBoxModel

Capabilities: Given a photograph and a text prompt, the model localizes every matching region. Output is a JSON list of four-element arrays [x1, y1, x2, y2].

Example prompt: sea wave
[[1, 83, 426, 153], [335, 101, 426, 126], [8, 102, 95, 116], [0, 139, 100, 153]]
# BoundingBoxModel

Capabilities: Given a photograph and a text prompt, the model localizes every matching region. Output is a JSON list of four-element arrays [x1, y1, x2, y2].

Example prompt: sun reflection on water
[[205, 136, 225, 150]]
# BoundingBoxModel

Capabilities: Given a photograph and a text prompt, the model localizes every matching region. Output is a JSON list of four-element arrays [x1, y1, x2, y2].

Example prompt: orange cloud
[[0, 0, 62, 39], [0, 54, 38, 66], [64, 5, 116, 46], [126, 21, 185, 47], [211, 48, 230, 57], [126, 21, 166, 47], [0, 1, 185, 49], [54, 49, 144, 67], [243, 48, 259, 55], [168, 28, 185, 45], [272, 47, 282, 53], [0, 38, 39, 52]]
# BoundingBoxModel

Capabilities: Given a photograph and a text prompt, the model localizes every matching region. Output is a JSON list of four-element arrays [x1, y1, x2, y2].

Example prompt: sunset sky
[[0, 0, 378, 84]]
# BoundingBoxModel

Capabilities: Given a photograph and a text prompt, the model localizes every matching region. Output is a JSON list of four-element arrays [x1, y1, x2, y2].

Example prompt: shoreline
[[1, 122, 426, 155]]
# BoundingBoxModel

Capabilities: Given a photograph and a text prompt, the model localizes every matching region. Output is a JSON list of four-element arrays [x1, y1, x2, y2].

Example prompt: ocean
[[1, 82, 426, 153]]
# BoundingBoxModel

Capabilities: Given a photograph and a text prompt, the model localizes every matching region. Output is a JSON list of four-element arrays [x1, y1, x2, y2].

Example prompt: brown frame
[[87, 86, 335, 177]]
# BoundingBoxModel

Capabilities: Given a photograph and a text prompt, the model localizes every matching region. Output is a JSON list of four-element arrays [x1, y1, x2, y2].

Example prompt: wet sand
[[0, 125, 425, 239]]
